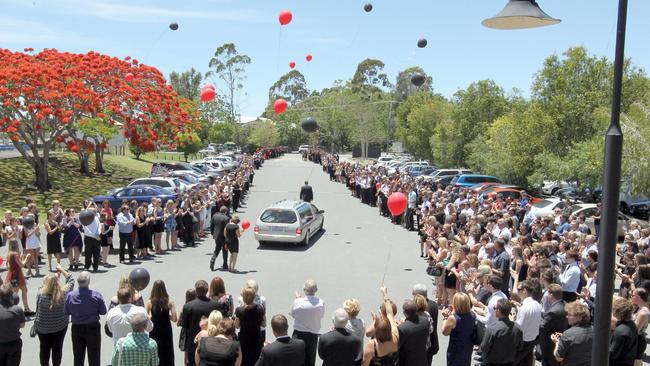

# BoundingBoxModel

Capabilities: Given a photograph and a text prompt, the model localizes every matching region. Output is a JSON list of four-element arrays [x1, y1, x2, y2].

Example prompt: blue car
[[94, 185, 177, 213], [451, 174, 502, 188]]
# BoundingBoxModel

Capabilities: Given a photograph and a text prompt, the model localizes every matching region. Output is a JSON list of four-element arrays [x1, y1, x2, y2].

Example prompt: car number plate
[[271, 226, 284, 232]]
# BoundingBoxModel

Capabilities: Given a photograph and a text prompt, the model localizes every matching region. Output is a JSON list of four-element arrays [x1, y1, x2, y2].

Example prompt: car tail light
[[295, 228, 302, 236], [253, 226, 259, 234]]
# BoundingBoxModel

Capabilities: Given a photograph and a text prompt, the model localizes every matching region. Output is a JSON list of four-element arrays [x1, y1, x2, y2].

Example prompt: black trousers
[[118, 232, 134, 262], [71, 322, 101, 366], [0, 339, 22, 366], [514, 339, 537, 366], [405, 207, 415, 230], [211, 239, 228, 268], [83, 237, 100, 270], [293, 330, 319, 366], [38, 326, 67, 366]]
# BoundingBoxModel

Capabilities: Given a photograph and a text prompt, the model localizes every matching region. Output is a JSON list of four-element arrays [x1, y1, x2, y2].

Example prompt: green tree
[[395, 92, 446, 160], [351, 59, 392, 95], [268, 70, 310, 106], [208, 122, 237, 144], [169, 68, 203, 101], [248, 120, 279, 148], [176, 131, 202, 161], [129, 143, 145, 160], [76, 115, 118, 173], [207, 43, 251, 123]]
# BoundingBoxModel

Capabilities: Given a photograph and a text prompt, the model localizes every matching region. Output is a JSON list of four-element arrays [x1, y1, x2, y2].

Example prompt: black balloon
[[301, 117, 319, 133], [364, 3, 373, 12], [22, 214, 35, 230], [79, 209, 96, 226], [129, 267, 151, 291], [169, 22, 179, 31], [417, 38, 428, 48], [411, 74, 426, 87]]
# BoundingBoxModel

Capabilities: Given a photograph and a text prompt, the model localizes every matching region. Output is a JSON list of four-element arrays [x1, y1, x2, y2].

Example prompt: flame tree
[[0, 48, 193, 189]]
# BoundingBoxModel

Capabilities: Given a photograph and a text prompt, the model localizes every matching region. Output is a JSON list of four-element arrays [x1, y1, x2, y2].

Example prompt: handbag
[[30, 294, 40, 338], [426, 265, 443, 277], [471, 317, 483, 346]]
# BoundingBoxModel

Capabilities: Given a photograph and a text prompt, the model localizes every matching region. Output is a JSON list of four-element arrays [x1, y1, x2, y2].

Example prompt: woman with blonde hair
[[109, 275, 143, 308], [441, 292, 474, 366], [35, 265, 74, 366], [344, 298, 365, 365], [433, 237, 451, 306], [362, 286, 399, 366], [195, 310, 223, 344], [234, 287, 265, 366]]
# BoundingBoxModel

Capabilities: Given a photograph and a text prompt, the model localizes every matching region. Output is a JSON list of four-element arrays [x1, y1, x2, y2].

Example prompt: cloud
[[20, 0, 267, 24], [0, 16, 100, 46]]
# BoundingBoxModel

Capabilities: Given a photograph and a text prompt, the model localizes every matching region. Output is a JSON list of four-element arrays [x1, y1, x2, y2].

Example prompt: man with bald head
[[318, 308, 360, 366], [290, 280, 324, 366], [397, 299, 429, 366]]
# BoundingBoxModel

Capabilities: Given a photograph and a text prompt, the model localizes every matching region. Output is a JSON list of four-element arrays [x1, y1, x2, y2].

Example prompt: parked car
[[541, 180, 573, 195], [409, 166, 436, 177], [298, 145, 310, 153], [94, 185, 177, 213], [128, 177, 188, 193], [190, 162, 226, 177], [424, 168, 473, 181], [253, 200, 325, 246], [573, 203, 648, 238], [479, 186, 544, 204], [374, 155, 396, 167], [630, 200, 650, 220], [451, 174, 502, 188], [431, 175, 456, 188], [529, 197, 582, 218]]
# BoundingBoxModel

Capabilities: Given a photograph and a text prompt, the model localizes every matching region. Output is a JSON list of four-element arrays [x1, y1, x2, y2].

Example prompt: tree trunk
[[78, 153, 90, 174], [94, 145, 105, 173], [34, 157, 51, 191]]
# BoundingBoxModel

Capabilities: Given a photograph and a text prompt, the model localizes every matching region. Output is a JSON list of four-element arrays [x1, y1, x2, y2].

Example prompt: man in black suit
[[412, 284, 439, 364], [480, 299, 523, 366], [300, 181, 314, 202], [182, 280, 220, 366], [318, 308, 360, 366], [397, 299, 430, 366], [538, 284, 568, 366], [209, 206, 230, 271], [256, 314, 305, 366]]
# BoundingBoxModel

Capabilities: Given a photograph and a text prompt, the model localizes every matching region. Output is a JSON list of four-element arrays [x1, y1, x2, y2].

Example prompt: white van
[[298, 145, 310, 153]]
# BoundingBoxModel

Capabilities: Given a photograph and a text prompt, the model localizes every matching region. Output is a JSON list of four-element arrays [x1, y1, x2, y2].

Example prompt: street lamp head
[[482, 0, 560, 30]]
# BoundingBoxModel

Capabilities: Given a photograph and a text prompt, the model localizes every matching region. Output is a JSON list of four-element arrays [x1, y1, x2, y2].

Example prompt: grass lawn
[[0, 151, 205, 213]]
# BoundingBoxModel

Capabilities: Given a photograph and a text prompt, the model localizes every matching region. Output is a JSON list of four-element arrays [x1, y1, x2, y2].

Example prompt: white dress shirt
[[106, 304, 153, 344], [515, 297, 542, 342], [82, 215, 101, 240], [476, 290, 507, 327], [559, 262, 581, 292], [290, 295, 325, 334]]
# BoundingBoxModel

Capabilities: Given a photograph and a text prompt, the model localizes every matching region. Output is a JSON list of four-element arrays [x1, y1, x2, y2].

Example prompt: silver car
[[254, 200, 325, 246]]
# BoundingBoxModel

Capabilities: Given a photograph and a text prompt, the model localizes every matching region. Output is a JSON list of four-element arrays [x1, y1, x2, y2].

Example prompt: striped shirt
[[112, 332, 159, 366], [35, 275, 75, 334]]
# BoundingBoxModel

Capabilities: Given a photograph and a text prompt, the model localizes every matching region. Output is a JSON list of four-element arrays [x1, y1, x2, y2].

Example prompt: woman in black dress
[[146, 280, 177, 366], [234, 288, 265, 366], [225, 216, 241, 272], [181, 200, 195, 247], [44, 211, 62, 271], [231, 183, 241, 212], [135, 207, 151, 259]]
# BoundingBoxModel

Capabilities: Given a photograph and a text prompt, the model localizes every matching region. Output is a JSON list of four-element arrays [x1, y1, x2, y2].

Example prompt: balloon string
[[276, 27, 284, 75], [143, 28, 167, 63], [381, 224, 395, 285]]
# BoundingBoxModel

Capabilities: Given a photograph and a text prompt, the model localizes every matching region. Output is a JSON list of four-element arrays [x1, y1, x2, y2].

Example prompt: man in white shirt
[[514, 280, 542, 366], [81, 208, 102, 272], [106, 288, 152, 344], [558, 250, 581, 302], [473, 275, 507, 328], [290, 279, 324, 366]]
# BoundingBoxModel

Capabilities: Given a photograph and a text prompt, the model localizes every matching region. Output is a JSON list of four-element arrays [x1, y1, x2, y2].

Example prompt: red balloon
[[201, 88, 216, 102], [306, 54, 313, 62], [204, 84, 215, 90], [274, 98, 288, 114], [279, 10, 293, 25], [376, 182, 381, 190], [289, 61, 296, 69], [387, 192, 407, 216], [0, 256, 3, 266], [242, 219, 251, 230], [125, 73, 134, 82]]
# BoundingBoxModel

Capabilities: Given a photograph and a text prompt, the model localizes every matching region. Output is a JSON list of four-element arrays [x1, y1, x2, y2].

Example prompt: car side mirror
[[318, 210, 325, 214]]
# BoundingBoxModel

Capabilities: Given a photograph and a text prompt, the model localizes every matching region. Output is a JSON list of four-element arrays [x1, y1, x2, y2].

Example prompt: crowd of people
[[314, 149, 650, 366]]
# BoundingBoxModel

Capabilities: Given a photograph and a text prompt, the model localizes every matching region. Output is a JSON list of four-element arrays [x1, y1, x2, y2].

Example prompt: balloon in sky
[[289, 61, 296, 69], [274, 98, 288, 114], [387, 192, 407, 216], [279, 10, 293, 25], [301, 117, 319, 133], [411, 74, 426, 87], [242, 219, 251, 230], [125, 73, 134, 82], [169, 22, 179, 31], [364, 3, 373, 12], [201, 87, 216, 102], [306, 54, 313, 62], [417, 38, 428, 48]]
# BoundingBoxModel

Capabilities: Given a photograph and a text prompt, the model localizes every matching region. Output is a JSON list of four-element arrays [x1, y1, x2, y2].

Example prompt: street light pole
[[592, 1, 627, 365]]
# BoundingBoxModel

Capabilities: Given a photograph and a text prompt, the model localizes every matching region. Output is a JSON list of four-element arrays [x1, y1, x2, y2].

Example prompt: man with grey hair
[[412, 284, 439, 364], [64, 271, 106, 366], [318, 308, 360, 366], [290, 280, 324, 366], [111, 312, 159, 366]]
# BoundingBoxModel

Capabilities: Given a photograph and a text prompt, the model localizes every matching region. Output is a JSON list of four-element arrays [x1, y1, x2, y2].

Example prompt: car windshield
[[533, 199, 555, 208], [260, 209, 298, 224]]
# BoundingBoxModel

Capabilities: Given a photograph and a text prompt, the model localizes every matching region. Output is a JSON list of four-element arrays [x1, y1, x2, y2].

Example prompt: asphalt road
[[17, 153, 440, 365]]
